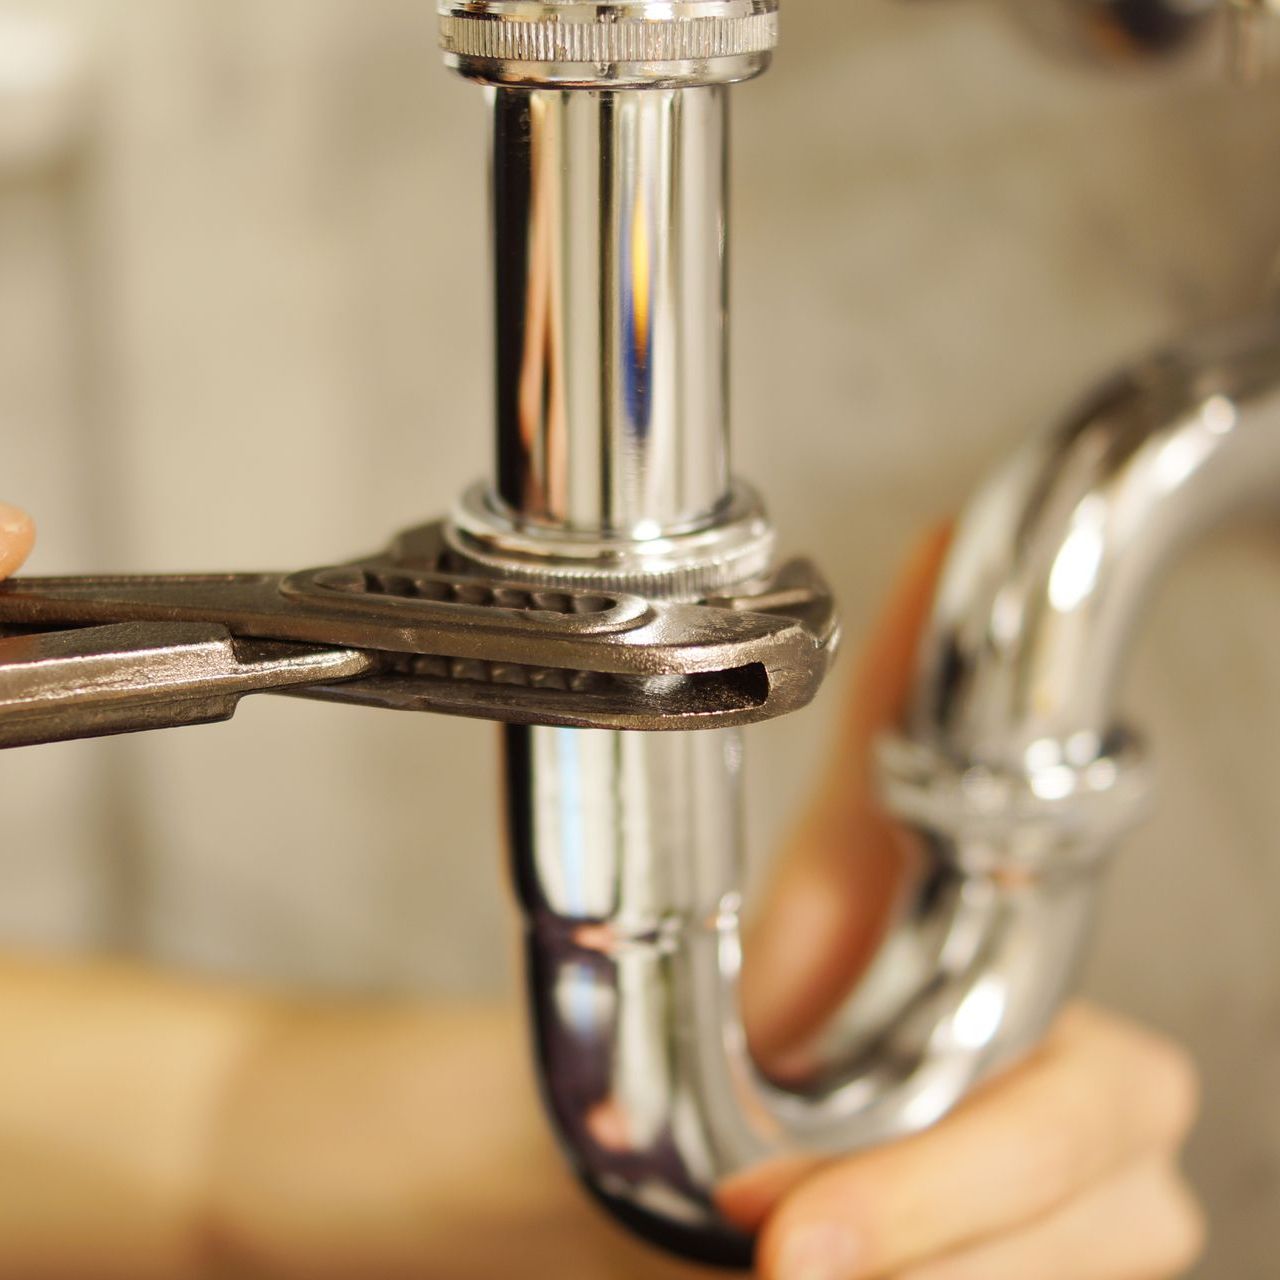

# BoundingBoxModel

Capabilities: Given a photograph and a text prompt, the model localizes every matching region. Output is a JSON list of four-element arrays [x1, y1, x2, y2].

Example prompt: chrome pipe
[[500, 306, 1280, 1264], [438, 2, 1119, 1266], [443, 1, 1280, 1269], [483, 75, 766, 1264], [436, 0, 1136, 1267], [447, 75, 774, 601], [876, 311, 1280, 1159], [507, 718, 1106, 1265], [489, 86, 731, 538], [888, 312, 1280, 800]]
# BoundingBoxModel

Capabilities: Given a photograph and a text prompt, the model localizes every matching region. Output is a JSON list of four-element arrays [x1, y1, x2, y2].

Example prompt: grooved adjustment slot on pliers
[[312, 566, 619, 618]]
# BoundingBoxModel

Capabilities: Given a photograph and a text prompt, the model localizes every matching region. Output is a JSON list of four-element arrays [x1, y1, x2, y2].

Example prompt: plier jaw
[[0, 519, 838, 746]]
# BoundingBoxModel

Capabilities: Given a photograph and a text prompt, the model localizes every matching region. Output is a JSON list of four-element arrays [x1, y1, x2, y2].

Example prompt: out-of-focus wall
[[1, 1, 1278, 1274]]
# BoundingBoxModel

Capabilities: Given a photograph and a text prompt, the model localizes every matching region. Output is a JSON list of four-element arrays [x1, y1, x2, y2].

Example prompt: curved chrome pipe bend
[[510, 727, 1099, 1266], [899, 313, 1280, 770], [511, 315, 1280, 1266]]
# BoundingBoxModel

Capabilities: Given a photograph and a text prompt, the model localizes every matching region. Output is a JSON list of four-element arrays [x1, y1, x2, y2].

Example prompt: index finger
[[0, 503, 34, 579]]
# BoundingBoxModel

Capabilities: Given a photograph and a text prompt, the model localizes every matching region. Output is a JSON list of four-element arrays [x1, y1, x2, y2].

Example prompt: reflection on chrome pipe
[[899, 314, 1280, 771], [506, 727, 753, 1262], [878, 311, 1280, 1121], [509, 723, 1102, 1265], [491, 87, 730, 538], [511, 314, 1280, 1266]]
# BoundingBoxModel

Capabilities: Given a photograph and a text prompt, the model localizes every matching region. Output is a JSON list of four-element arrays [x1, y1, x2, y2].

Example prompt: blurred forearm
[[0, 954, 267, 1279], [0, 954, 701, 1280]]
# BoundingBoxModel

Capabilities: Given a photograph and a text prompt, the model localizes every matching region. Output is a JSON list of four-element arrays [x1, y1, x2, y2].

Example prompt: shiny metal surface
[[439, 0, 779, 88], [8, 1, 1279, 1268], [487, 86, 732, 539], [0, 622, 372, 748], [449, 482, 776, 597], [878, 729, 1151, 879], [903, 314, 1280, 768], [468, 26, 1085, 1262], [508, 308, 1280, 1265], [454, 10, 1105, 1264], [16, 5, 1272, 1269], [511, 716, 1104, 1265], [868, 310, 1280, 1177]]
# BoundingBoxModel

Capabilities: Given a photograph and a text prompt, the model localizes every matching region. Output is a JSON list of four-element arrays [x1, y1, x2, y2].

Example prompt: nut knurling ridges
[[441, 8, 777, 64], [439, 2, 779, 85]]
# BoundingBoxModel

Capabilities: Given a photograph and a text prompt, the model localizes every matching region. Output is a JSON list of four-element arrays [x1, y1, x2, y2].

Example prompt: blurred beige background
[[2, 0, 1278, 1275]]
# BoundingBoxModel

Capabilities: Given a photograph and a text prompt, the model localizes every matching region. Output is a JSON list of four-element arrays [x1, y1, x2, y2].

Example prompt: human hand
[[747, 1003, 1204, 1280], [737, 530, 1206, 1280], [0, 502, 34, 578]]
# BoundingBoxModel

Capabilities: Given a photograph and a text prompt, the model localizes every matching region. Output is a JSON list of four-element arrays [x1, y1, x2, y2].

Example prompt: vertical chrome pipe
[[505, 725, 752, 1263], [491, 87, 731, 537]]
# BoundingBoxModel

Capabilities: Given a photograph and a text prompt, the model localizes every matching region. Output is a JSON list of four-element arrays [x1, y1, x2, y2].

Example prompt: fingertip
[[758, 1184, 871, 1280], [763, 1221, 864, 1280], [0, 503, 35, 579]]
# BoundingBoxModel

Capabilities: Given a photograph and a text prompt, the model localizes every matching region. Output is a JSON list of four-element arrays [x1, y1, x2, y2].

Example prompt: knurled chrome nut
[[439, 1, 780, 89], [445, 481, 778, 600]]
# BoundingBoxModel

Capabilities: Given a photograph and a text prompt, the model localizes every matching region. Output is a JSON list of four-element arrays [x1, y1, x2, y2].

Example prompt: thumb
[[0, 504, 34, 580], [741, 525, 951, 1070]]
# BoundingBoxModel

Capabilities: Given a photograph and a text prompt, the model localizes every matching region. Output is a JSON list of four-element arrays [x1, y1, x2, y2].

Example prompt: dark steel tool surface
[[0, 522, 838, 744]]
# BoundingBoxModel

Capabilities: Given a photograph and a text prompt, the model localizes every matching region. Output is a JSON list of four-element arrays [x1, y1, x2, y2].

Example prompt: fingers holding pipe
[[756, 1004, 1203, 1280], [0, 503, 34, 579]]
